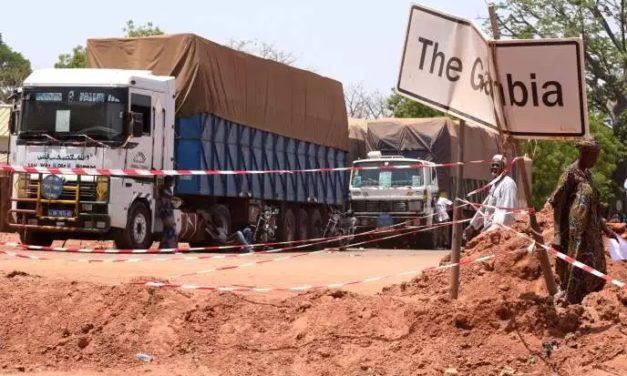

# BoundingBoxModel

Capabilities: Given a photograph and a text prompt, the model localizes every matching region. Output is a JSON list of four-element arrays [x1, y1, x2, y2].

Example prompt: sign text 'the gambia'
[[396, 4, 588, 139]]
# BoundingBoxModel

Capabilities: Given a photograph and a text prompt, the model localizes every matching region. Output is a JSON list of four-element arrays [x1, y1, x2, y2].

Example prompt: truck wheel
[[114, 201, 152, 250], [20, 231, 53, 247], [279, 208, 296, 243], [416, 232, 435, 250], [297, 208, 309, 241], [308, 208, 323, 240], [209, 205, 231, 245]]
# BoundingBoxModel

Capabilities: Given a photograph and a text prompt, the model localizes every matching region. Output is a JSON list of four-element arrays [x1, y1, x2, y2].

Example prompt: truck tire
[[20, 231, 53, 247], [209, 205, 231, 245], [279, 208, 296, 243], [296, 208, 309, 241], [416, 231, 436, 250], [114, 201, 152, 250]]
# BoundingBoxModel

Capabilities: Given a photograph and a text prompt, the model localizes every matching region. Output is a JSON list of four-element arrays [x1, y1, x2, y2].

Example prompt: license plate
[[376, 213, 393, 227], [49, 209, 73, 218]]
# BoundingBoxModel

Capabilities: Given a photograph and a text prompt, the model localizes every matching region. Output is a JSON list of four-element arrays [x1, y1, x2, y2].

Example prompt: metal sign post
[[488, 4, 557, 296], [450, 120, 465, 299]]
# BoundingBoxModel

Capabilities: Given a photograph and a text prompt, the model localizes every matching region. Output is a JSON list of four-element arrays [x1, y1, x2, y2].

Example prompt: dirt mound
[[0, 207, 625, 375]]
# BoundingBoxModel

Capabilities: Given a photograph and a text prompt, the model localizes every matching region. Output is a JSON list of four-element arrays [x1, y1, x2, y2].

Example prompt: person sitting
[[463, 154, 518, 242]]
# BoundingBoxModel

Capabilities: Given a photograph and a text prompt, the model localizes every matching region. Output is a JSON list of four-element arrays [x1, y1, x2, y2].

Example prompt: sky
[[1, 1, 489, 94]]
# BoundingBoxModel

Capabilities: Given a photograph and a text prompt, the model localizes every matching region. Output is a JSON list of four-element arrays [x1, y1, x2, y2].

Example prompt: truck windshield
[[352, 162, 424, 188], [19, 87, 128, 142]]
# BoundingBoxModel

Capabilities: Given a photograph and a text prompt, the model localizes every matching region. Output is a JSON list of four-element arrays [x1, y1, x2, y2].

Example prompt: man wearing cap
[[549, 138, 614, 304], [158, 176, 178, 249], [464, 154, 518, 240]]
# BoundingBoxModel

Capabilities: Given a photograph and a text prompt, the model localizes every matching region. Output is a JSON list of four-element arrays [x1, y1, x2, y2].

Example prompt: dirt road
[[0, 237, 447, 297], [1, 211, 625, 376]]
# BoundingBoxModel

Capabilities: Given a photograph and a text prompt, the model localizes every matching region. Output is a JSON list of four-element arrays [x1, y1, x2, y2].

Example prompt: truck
[[348, 117, 502, 243], [7, 33, 349, 248]]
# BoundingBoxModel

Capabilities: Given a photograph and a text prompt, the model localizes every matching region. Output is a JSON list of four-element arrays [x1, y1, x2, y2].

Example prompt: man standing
[[549, 139, 613, 304], [464, 154, 518, 241], [158, 176, 178, 249], [434, 192, 453, 249]]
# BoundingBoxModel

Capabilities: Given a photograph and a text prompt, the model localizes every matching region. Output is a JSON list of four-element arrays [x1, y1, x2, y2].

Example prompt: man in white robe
[[464, 154, 518, 240]]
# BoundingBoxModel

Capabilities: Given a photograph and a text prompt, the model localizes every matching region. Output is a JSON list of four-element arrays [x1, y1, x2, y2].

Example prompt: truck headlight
[[96, 176, 109, 201], [408, 200, 422, 212], [16, 174, 29, 198]]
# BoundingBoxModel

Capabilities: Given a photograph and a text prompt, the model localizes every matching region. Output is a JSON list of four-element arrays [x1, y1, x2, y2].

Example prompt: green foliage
[[54, 45, 86, 68], [123, 20, 164, 38], [0, 33, 31, 101], [492, 0, 627, 143], [387, 92, 444, 118], [526, 117, 627, 210]]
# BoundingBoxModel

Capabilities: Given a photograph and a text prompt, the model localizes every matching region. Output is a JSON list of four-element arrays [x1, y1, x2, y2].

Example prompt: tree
[[491, 0, 627, 144], [123, 20, 164, 38], [54, 45, 86, 68], [387, 92, 444, 118], [524, 117, 627, 210], [345, 83, 391, 119], [55, 20, 163, 69], [228, 39, 298, 65], [0, 33, 31, 101]]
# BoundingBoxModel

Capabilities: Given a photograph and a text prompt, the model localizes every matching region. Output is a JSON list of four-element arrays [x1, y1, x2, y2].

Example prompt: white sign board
[[396, 4, 589, 139]]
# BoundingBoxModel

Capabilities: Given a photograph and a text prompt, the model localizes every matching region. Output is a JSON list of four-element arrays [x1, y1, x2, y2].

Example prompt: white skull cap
[[491, 154, 507, 166]]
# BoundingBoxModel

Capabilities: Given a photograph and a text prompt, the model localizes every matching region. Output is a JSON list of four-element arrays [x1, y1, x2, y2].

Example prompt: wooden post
[[450, 119, 465, 299], [488, 4, 557, 296]]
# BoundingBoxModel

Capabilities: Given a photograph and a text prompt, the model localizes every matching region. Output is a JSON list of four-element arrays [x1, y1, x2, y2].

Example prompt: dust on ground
[[0, 206, 625, 376]]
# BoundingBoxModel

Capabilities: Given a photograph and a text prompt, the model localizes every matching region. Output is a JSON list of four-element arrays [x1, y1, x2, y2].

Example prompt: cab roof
[[23, 69, 174, 93]]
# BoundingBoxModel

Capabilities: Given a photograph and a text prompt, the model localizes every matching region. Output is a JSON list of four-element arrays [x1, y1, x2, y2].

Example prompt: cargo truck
[[7, 34, 348, 248], [348, 118, 502, 245]]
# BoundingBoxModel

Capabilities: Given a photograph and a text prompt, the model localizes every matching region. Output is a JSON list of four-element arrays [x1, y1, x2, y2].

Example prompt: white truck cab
[[9, 69, 176, 248], [349, 151, 439, 230]]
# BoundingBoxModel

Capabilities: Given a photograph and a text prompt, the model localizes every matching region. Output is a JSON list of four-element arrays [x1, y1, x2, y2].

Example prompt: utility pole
[[488, 4, 558, 296], [450, 120, 465, 299]]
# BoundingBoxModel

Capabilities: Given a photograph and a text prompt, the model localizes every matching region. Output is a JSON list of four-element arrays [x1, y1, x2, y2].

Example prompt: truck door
[[126, 91, 156, 171]]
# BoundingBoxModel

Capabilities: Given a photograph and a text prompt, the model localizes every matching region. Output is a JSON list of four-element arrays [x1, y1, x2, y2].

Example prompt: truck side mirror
[[126, 112, 144, 137], [132, 113, 143, 137]]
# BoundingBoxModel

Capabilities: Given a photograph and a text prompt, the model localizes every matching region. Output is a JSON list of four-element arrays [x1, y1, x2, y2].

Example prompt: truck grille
[[352, 200, 409, 213], [26, 180, 100, 202]]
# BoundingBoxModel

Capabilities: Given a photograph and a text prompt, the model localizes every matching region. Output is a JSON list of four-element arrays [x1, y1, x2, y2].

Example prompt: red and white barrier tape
[[0, 212, 421, 255], [501, 225, 626, 290], [1, 207, 454, 254], [0, 216, 458, 265], [0, 159, 495, 177], [462, 200, 534, 214], [166, 219, 471, 280], [141, 238, 499, 292], [457, 198, 626, 290]]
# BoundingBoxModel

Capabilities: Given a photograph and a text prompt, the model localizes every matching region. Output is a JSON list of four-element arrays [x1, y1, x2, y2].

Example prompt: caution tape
[[457, 198, 626, 290], [0, 159, 495, 177], [0, 216, 460, 265], [501, 224, 626, 290], [140, 235, 502, 292], [1, 206, 459, 255], [462, 200, 535, 214], [0, 215, 414, 255], [166, 219, 471, 279]]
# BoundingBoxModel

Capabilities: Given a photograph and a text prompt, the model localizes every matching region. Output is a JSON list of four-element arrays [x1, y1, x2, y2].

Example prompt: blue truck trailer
[[8, 34, 348, 248]]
